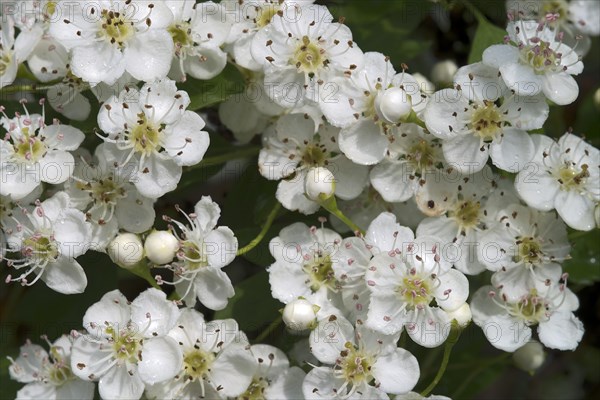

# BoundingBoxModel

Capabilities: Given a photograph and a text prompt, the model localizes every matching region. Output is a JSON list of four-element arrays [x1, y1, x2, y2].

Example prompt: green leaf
[[564, 229, 600, 285], [181, 64, 245, 111], [214, 271, 281, 333], [468, 19, 506, 64]]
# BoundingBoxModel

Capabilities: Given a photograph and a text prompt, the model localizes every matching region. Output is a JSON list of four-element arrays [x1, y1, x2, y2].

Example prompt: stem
[[420, 325, 462, 397], [254, 316, 282, 343], [237, 202, 282, 256], [191, 145, 260, 169], [404, 110, 427, 129], [318, 195, 365, 235], [0, 84, 54, 95], [128, 263, 161, 290]]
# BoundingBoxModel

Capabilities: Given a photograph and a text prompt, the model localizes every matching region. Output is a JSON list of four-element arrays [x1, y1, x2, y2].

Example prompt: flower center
[[22, 234, 59, 262], [406, 139, 441, 173], [520, 40, 560, 73], [556, 163, 589, 190], [510, 290, 548, 325], [238, 377, 270, 400], [336, 343, 374, 387], [46, 348, 75, 386], [470, 101, 502, 141], [256, 4, 280, 28], [514, 236, 542, 264], [303, 253, 337, 292], [449, 200, 481, 230], [293, 36, 324, 74], [168, 22, 194, 50], [540, 0, 569, 28], [301, 143, 329, 167], [128, 114, 163, 155], [396, 275, 433, 308], [180, 240, 208, 271], [105, 325, 142, 363], [99, 9, 135, 47], [78, 177, 126, 205], [183, 348, 215, 381]]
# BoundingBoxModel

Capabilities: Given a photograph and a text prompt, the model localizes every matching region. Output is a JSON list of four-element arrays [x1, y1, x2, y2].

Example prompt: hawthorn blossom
[[158, 196, 238, 310], [3, 192, 92, 294], [70, 288, 182, 400], [49, 0, 174, 85], [0, 105, 84, 200], [97, 79, 209, 198], [471, 283, 584, 352], [482, 19, 583, 105], [515, 133, 600, 231], [9, 335, 94, 400], [304, 315, 420, 398]]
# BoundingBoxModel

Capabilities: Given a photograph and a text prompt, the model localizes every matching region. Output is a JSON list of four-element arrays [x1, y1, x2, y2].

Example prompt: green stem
[[17, 64, 39, 82], [255, 316, 282, 343], [420, 326, 462, 397], [318, 195, 365, 235], [237, 202, 282, 256], [128, 263, 161, 290], [191, 145, 261, 169], [0, 84, 54, 95], [404, 110, 427, 129]]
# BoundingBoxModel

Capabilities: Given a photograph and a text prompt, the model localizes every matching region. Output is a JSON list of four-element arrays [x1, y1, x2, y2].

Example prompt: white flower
[[70, 288, 182, 400], [223, 0, 316, 71], [512, 340, 545, 373], [425, 62, 546, 173], [479, 203, 570, 301], [259, 114, 368, 214], [0, 105, 84, 200], [267, 222, 344, 318], [304, 315, 420, 398], [145, 308, 256, 399], [305, 166, 336, 201], [364, 213, 468, 347], [320, 52, 426, 165], [166, 1, 232, 81], [97, 79, 210, 198], [9, 335, 95, 400], [514, 133, 599, 231], [65, 145, 156, 249], [158, 196, 238, 310], [250, 4, 364, 108], [482, 20, 583, 105], [49, 0, 174, 85], [3, 192, 92, 294], [238, 344, 306, 399], [370, 123, 446, 203], [471, 283, 584, 352], [415, 166, 497, 275]]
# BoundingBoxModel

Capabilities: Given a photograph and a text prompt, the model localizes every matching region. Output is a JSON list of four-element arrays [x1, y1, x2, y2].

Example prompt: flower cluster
[[2, 0, 598, 399]]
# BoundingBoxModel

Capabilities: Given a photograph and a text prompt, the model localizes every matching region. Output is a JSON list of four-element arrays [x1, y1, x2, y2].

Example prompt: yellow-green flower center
[[129, 114, 163, 155], [22, 235, 59, 262], [449, 200, 481, 230], [99, 9, 135, 47], [510, 290, 547, 325], [396, 276, 433, 308], [556, 163, 589, 190], [406, 139, 440, 173], [337, 343, 374, 387], [77, 177, 126, 205], [238, 377, 270, 400], [514, 236, 542, 264], [293, 36, 324, 74], [105, 325, 141, 363], [521, 40, 560, 74], [183, 348, 215, 381], [256, 4, 280, 28], [301, 143, 329, 167], [168, 22, 194, 49], [470, 102, 502, 141], [180, 240, 207, 271], [303, 254, 337, 292]]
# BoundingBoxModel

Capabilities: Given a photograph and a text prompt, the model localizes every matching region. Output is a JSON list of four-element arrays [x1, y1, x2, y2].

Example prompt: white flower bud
[[305, 167, 336, 201], [283, 299, 318, 331], [108, 233, 144, 269], [144, 230, 179, 265], [375, 87, 412, 123], [446, 302, 472, 327], [431, 60, 458, 85], [513, 340, 545, 373]]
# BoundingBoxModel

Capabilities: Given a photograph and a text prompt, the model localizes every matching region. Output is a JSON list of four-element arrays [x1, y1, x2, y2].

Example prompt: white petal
[[541, 73, 579, 106], [268, 260, 312, 304], [442, 135, 488, 174], [309, 316, 355, 364], [482, 45, 519, 68], [330, 157, 368, 200], [42, 124, 85, 151], [83, 290, 130, 336], [42, 257, 87, 294], [71, 43, 125, 85], [138, 337, 183, 384], [124, 31, 174, 81], [265, 366, 306, 400], [424, 89, 467, 139], [193, 196, 221, 232], [211, 343, 256, 397], [372, 348, 420, 394], [370, 159, 415, 202], [205, 226, 238, 268], [365, 212, 414, 255], [98, 363, 144, 400], [434, 269, 469, 312], [555, 190, 596, 231], [134, 156, 182, 198], [184, 46, 228, 80], [276, 174, 320, 215], [489, 128, 534, 172], [498, 62, 541, 97], [538, 311, 584, 351], [130, 288, 180, 338], [338, 119, 389, 165], [406, 308, 451, 348], [55, 379, 95, 400], [69, 337, 111, 381], [38, 151, 75, 184], [16, 382, 56, 400], [193, 268, 235, 310]]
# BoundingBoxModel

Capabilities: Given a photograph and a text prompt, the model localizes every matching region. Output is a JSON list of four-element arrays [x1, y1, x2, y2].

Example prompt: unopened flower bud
[[431, 60, 458, 86], [375, 87, 412, 123], [513, 340, 545, 373], [446, 302, 472, 327], [108, 233, 144, 269], [144, 230, 179, 265], [305, 167, 336, 201], [283, 298, 318, 331]]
